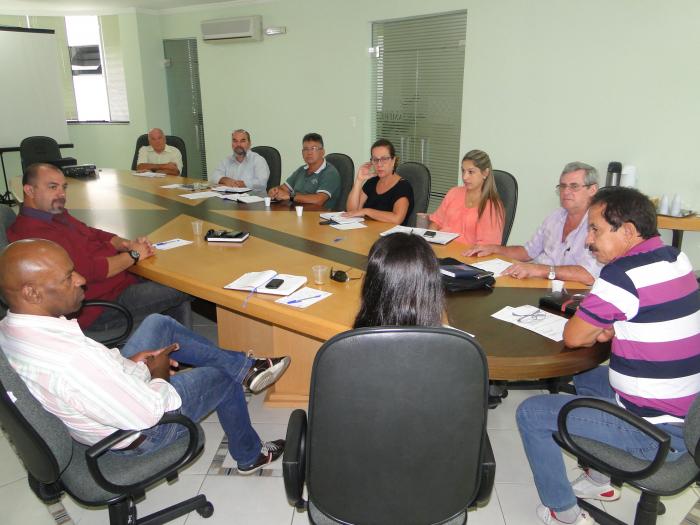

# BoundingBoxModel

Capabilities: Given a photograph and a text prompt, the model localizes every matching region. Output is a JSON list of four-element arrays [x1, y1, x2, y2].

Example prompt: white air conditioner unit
[[201, 16, 263, 42]]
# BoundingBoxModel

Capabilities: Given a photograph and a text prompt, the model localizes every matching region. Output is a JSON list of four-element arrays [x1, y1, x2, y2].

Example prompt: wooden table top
[[58, 169, 608, 380]]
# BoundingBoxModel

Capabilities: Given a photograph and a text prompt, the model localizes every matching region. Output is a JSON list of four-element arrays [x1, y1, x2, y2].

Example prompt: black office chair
[[131, 134, 188, 178], [251, 145, 281, 191], [396, 161, 431, 227], [325, 153, 355, 211], [493, 170, 518, 245], [553, 397, 700, 525], [283, 327, 495, 524], [0, 344, 213, 525], [20, 136, 77, 171]]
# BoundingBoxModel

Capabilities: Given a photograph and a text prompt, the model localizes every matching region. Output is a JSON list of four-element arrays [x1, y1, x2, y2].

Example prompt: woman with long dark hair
[[353, 232, 445, 328]]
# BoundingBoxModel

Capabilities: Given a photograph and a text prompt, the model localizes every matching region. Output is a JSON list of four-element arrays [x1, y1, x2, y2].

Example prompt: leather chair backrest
[[493, 170, 518, 244], [306, 327, 489, 524], [0, 345, 73, 484], [251, 146, 281, 191], [20, 136, 63, 170], [131, 134, 188, 178], [325, 153, 355, 212], [396, 161, 431, 227]]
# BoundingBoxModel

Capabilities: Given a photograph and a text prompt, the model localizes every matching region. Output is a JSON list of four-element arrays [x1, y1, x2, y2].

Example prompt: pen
[[286, 294, 323, 305], [154, 240, 178, 247]]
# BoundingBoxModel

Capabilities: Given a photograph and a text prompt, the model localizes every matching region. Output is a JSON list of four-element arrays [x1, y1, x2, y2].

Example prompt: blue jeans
[[516, 366, 686, 512], [113, 314, 261, 467]]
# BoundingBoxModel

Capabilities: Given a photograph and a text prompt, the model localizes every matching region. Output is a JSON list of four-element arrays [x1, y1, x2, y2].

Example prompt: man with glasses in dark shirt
[[267, 132, 341, 210], [465, 161, 603, 285]]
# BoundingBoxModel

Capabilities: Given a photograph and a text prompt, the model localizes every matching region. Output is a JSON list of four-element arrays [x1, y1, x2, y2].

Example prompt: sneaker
[[243, 356, 291, 394], [536, 505, 596, 525], [571, 470, 620, 501], [237, 439, 285, 475]]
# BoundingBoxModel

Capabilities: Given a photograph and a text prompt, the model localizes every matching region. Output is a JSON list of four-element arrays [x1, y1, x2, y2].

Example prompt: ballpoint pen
[[154, 239, 178, 247], [286, 294, 323, 305]]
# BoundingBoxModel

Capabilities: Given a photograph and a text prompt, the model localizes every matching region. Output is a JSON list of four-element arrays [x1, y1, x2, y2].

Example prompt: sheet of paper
[[153, 238, 193, 250], [133, 171, 165, 178], [275, 287, 331, 308], [236, 195, 264, 203], [491, 305, 567, 342], [218, 193, 241, 201], [212, 185, 252, 193], [470, 258, 512, 277], [179, 191, 220, 200], [331, 222, 367, 230], [160, 183, 183, 189]]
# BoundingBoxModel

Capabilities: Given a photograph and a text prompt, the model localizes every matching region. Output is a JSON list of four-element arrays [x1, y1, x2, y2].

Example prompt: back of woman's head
[[353, 233, 445, 328]]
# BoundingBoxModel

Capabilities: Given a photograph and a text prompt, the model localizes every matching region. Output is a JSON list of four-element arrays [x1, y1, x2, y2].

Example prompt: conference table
[[34, 169, 610, 406]]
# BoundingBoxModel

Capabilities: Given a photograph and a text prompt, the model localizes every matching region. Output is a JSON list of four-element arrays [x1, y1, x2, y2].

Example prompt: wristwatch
[[547, 265, 556, 280], [128, 250, 140, 264]]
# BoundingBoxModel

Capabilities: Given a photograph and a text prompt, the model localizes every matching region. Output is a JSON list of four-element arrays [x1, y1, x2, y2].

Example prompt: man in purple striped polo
[[516, 186, 700, 525]]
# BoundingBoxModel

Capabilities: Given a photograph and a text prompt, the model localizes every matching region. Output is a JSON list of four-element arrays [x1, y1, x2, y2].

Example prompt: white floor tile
[[487, 388, 548, 431], [62, 474, 206, 525], [0, 478, 56, 525], [184, 422, 225, 475], [489, 429, 535, 484], [496, 483, 549, 525], [467, 489, 506, 525], [601, 483, 698, 525], [247, 390, 304, 426], [0, 431, 28, 487], [189, 475, 294, 525]]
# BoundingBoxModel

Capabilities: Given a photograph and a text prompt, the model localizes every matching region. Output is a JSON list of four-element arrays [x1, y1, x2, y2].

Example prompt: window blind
[[372, 11, 467, 211], [99, 15, 129, 122]]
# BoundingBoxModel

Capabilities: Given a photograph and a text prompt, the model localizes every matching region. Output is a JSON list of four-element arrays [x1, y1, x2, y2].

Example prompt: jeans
[[113, 314, 261, 467], [516, 366, 686, 512], [90, 278, 192, 330]]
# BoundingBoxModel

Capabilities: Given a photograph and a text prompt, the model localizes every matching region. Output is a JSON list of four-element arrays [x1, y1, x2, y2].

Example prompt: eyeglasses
[[511, 308, 546, 324], [555, 183, 593, 193], [302, 146, 323, 153], [330, 267, 361, 283], [370, 156, 393, 165]]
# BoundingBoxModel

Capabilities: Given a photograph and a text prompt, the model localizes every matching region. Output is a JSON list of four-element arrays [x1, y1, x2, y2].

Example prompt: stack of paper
[[320, 212, 365, 224], [133, 171, 165, 178], [212, 185, 252, 193], [469, 258, 512, 277], [224, 270, 307, 296], [179, 191, 220, 200], [380, 225, 459, 245]]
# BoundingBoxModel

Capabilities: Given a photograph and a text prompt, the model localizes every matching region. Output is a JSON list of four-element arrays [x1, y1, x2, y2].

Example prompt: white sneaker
[[571, 470, 620, 501], [536, 505, 597, 525]]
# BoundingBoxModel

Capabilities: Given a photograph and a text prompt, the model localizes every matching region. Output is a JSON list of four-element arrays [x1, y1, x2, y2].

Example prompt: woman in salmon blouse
[[428, 149, 504, 246]]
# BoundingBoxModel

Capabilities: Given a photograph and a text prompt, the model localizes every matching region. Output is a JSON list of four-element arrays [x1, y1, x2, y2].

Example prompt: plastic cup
[[415, 212, 430, 229], [264, 197, 271, 207], [312, 264, 329, 285], [551, 279, 564, 293], [295, 206, 303, 217], [191, 220, 203, 236]]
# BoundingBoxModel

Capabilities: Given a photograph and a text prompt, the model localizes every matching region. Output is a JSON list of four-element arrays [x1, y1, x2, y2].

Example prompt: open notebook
[[224, 270, 307, 296]]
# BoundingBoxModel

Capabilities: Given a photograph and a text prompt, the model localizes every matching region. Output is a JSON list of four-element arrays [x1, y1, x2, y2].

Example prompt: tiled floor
[[1, 308, 698, 524]]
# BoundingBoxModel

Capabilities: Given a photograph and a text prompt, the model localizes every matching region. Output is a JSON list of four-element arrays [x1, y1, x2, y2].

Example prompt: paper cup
[[551, 279, 564, 293], [295, 206, 303, 217], [264, 197, 271, 207]]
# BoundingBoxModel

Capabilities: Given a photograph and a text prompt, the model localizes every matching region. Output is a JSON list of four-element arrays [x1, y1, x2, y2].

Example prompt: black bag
[[539, 292, 587, 317], [439, 257, 495, 292]]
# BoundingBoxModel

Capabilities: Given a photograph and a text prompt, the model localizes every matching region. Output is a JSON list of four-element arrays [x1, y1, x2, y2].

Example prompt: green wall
[[2, 0, 699, 265]]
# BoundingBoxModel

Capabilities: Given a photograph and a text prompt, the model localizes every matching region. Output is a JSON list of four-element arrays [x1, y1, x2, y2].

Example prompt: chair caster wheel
[[197, 502, 214, 518]]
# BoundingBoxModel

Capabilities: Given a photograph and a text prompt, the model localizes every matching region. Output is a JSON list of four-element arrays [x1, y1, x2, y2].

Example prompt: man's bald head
[[148, 128, 166, 153], [0, 239, 85, 317]]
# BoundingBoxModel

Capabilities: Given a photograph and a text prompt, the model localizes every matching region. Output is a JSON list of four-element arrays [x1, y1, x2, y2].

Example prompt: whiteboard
[[0, 28, 70, 148]]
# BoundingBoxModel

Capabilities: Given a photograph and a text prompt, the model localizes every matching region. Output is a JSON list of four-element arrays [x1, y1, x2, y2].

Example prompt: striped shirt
[[577, 236, 700, 423], [0, 312, 182, 448]]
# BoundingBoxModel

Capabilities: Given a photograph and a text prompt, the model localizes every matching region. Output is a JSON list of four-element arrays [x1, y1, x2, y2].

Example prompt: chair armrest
[[555, 398, 670, 481], [82, 300, 134, 347], [282, 409, 307, 509], [85, 412, 202, 495], [474, 434, 496, 506]]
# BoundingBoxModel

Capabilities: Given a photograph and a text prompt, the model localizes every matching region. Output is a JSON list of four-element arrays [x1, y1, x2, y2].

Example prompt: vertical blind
[[371, 11, 467, 211]]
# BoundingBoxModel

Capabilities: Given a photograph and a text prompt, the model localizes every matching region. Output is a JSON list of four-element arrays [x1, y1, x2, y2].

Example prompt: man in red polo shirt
[[7, 163, 191, 330]]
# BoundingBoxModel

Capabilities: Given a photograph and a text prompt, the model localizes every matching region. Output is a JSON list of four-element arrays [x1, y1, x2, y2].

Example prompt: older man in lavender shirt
[[466, 161, 602, 285]]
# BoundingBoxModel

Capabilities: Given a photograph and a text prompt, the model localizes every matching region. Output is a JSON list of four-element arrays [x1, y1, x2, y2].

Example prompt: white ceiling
[[0, 0, 267, 15]]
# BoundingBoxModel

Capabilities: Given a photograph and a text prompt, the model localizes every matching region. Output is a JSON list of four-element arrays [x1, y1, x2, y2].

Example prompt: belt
[[122, 434, 147, 451]]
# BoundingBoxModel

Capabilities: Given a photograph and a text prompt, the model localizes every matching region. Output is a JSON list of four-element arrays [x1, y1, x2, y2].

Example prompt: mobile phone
[[423, 230, 436, 238], [265, 278, 284, 289]]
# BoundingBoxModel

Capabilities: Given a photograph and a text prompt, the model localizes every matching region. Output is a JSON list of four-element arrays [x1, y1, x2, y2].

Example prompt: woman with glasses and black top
[[428, 149, 504, 246], [465, 161, 603, 286], [344, 138, 414, 225]]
